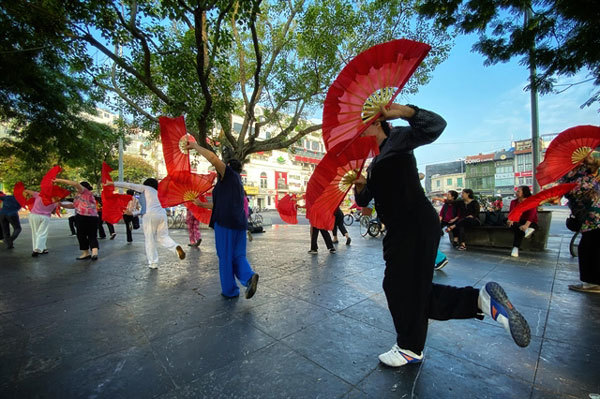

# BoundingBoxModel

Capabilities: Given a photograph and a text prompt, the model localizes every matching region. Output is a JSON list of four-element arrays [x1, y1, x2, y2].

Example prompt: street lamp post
[[525, 7, 541, 194]]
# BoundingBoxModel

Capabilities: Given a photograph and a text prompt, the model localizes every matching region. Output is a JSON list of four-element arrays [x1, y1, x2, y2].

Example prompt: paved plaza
[[0, 208, 599, 398]]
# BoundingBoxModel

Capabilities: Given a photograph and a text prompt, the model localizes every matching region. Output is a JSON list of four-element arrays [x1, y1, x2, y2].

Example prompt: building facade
[[493, 149, 515, 196], [465, 153, 496, 196], [424, 160, 466, 197]]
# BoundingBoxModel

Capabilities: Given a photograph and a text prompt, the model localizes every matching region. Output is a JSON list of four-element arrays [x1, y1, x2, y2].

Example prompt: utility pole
[[525, 7, 541, 194]]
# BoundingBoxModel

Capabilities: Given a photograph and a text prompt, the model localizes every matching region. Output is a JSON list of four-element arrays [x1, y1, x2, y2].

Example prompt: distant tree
[[121, 155, 156, 184], [5, 0, 452, 163], [417, 0, 600, 108]]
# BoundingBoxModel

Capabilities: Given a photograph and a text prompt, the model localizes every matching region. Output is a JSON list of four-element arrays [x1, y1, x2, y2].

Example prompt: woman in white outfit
[[106, 178, 185, 268], [23, 189, 57, 257]]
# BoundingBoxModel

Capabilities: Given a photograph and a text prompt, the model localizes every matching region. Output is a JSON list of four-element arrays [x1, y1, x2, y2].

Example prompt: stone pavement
[[0, 209, 599, 398]]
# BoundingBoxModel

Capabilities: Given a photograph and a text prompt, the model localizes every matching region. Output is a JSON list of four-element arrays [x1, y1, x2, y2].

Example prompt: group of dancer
[[2, 101, 598, 369]]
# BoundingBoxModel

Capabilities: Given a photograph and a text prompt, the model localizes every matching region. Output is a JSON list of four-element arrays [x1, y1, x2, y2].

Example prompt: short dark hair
[[143, 178, 158, 190], [520, 185, 532, 198], [448, 190, 459, 200], [126, 189, 135, 196], [227, 159, 243, 174], [380, 121, 391, 137], [462, 188, 474, 199], [80, 181, 93, 191]]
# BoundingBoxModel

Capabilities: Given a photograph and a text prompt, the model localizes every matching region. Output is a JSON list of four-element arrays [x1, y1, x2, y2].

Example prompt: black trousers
[[310, 226, 333, 251], [579, 228, 600, 284], [98, 212, 115, 238], [510, 222, 538, 248], [0, 214, 21, 248], [382, 211, 481, 354], [123, 214, 134, 242], [332, 209, 348, 237], [76, 214, 99, 251], [455, 217, 480, 243], [68, 215, 77, 235]]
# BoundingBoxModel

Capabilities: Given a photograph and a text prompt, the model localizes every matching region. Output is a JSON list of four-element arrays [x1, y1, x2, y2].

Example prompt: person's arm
[[192, 198, 213, 209], [186, 142, 226, 178], [379, 104, 447, 150], [110, 181, 148, 192], [54, 178, 85, 193], [60, 202, 75, 209], [353, 175, 373, 207]]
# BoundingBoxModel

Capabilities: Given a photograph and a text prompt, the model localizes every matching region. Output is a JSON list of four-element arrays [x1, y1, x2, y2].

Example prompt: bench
[[450, 210, 552, 251]]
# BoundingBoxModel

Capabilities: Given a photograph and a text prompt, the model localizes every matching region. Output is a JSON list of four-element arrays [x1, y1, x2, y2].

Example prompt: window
[[260, 172, 267, 188], [446, 178, 452, 185], [241, 170, 248, 185], [436, 180, 440, 187], [457, 177, 463, 187], [265, 131, 271, 139], [311, 141, 319, 151], [233, 122, 243, 133]]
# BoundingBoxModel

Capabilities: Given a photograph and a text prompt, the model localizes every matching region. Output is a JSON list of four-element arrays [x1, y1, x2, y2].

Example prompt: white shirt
[[114, 182, 165, 216]]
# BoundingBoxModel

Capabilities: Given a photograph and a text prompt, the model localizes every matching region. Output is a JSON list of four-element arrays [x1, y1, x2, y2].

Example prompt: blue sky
[[390, 34, 599, 171]]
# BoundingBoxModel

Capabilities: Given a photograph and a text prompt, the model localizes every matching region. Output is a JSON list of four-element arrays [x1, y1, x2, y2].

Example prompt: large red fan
[[322, 39, 431, 151], [184, 194, 212, 225], [159, 116, 197, 174], [508, 183, 577, 222], [100, 162, 132, 224], [536, 125, 600, 186], [276, 194, 298, 224], [306, 136, 379, 230], [157, 171, 216, 208], [13, 182, 34, 209], [40, 165, 70, 205]]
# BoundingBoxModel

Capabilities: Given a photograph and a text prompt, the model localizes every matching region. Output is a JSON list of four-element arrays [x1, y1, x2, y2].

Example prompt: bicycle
[[569, 230, 581, 257], [167, 207, 186, 229], [343, 209, 362, 226]]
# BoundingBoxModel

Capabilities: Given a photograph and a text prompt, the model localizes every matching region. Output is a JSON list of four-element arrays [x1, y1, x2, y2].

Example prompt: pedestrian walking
[[186, 141, 258, 299], [122, 189, 140, 244], [109, 179, 185, 268], [353, 103, 530, 367], [0, 193, 23, 249]]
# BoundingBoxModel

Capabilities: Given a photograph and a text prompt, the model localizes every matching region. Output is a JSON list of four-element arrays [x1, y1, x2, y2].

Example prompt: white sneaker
[[378, 344, 423, 367], [478, 282, 531, 347], [148, 263, 158, 269], [511, 247, 519, 257], [524, 228, 535, 238]]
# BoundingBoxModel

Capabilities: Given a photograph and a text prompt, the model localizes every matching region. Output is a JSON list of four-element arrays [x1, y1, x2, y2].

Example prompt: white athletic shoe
[[148, 263, 158, 269], [478, 282, 531, 347], [378, 344, 423, 367], [511, 247, 519, 257], [524, 228, 535, 238]]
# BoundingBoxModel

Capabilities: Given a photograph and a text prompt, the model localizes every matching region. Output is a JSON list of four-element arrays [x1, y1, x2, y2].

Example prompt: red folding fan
[[322, 39, 431, 151], [159, 116, 197, 174], [536, 125, 600, 186], [100, 162, 132, 224], [13, 182, 34, 209], [306, 136, 379, 230], [184, 193, 212, 225], [276, 194, 298, 224], [40, 165, 70, 205], [508, 183, 577, 222], [157, 171, 216, 208]]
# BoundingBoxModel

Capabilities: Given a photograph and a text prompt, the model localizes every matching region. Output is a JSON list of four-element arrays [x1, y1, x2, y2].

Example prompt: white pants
[[142, 213, 179, 264], [29, 213, 50, 252]]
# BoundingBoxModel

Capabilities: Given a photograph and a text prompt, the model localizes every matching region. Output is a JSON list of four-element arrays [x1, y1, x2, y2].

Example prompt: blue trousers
[[214, 222, 255, 297]]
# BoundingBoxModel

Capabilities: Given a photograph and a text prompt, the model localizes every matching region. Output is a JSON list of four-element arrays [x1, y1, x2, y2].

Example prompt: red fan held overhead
[[276, 194, 298, 224], [306, 136, 379, 230], [536, 125, 600, 187], [322, 39, 431, 151], [13, 182, 34, 209], [40, 165, 70, 205], [100, 162, 132, 224], [159, 116, 197, 174], [508, 183, 577, 222], [157, 171, 216, 208]]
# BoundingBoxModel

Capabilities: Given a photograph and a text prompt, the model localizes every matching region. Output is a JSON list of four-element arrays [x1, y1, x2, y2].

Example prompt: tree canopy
[[0, 0, 451, 165], [417, 0, 600, 107]]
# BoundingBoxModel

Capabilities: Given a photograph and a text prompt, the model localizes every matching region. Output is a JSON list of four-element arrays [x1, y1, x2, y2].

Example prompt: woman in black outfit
[[332, 207, 351, 245], [353, 103, 530, 367], [451, 188, 480, 250]]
